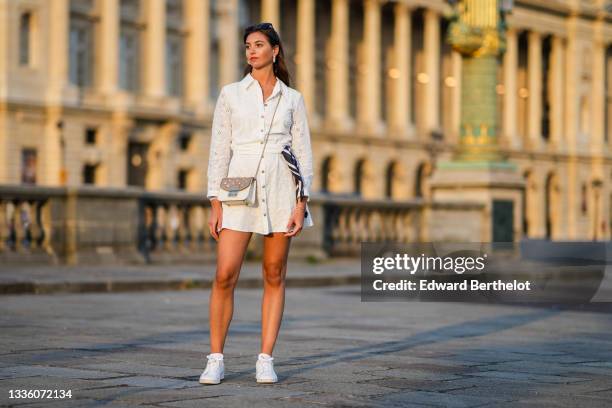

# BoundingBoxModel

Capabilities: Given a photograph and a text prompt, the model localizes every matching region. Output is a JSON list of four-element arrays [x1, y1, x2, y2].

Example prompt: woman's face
[[245, 31, 278, 69]]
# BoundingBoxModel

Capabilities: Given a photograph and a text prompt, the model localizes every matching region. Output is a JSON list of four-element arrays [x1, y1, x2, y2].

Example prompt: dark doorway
[[127, 142, 149, 187], [492, 200, 514, 242]]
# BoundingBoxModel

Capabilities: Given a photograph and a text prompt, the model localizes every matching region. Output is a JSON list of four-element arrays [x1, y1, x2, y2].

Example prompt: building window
[[69, 0, 96, 87], [581, 182, 587, 215], [119, 0, 141, 92], [178, 131, 192, 151], [85, 127, 97, 145], [83, 164, 98, 184], [19, 12, 32, 66], [385, 162, 397, 199], [21, 148, 37, 184], [178, 169, 188, 190], [354, 159, 365, 196], [165, 0, 184, 97]]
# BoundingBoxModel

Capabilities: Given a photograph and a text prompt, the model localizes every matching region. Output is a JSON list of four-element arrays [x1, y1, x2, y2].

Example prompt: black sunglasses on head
[[246, 22, 274, 31]]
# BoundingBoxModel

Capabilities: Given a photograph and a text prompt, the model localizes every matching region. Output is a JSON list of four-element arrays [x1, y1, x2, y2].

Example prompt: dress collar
[[239, 72, 286, 99]]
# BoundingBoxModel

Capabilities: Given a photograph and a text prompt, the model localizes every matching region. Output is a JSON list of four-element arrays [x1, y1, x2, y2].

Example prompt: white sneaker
[[256, 353, 278, 383], [199, 353, 225, 384]]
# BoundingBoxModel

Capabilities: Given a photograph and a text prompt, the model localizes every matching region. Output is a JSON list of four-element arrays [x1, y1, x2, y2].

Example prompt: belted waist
[[232, 142, 287, 155]]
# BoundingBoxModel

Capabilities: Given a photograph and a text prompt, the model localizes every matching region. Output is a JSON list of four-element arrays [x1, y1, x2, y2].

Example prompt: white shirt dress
[[206, 72, 314, 235]]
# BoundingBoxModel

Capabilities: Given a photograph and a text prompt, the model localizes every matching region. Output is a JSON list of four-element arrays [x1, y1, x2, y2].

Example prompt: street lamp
[[591, 178, 603, 241], [57, 120, 67, 186]]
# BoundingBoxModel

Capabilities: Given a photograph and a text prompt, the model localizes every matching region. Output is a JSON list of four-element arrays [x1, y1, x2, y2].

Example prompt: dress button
[[261, 170, 265, 173], [264, 213, 267, 216], [260, 115, 264, 118], [262, 185, 265, 188], [264, 103, 268, 107]]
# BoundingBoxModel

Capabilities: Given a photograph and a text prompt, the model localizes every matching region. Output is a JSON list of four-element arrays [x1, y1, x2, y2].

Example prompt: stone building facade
[[0, 0, 611, 241]]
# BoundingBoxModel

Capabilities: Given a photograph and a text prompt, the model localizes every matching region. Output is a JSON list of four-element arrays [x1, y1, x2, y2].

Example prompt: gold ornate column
[[429, 0, 524, 243]]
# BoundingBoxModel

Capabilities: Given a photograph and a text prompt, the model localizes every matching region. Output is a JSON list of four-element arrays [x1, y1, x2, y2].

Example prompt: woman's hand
[[285, 200, 307, 237], [208, 199, 223, 241]]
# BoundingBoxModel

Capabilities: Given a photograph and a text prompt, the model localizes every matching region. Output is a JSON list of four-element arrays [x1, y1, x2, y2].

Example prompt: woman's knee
[[262, 260, 285, 288], [214, 266, 239, 290]]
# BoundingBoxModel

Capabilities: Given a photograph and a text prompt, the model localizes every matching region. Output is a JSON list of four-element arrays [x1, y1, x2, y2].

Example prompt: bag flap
[[220, 177, 254, 192]]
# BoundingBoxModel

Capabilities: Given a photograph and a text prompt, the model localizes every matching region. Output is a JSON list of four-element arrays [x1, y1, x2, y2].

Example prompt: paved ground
[[1, 284, 612, 407], [0, 258, 360, 294]]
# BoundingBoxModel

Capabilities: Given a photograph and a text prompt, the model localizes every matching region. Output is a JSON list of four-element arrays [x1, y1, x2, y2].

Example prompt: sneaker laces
[[257, 356, 275, 377], [204, 354, 222, 374]]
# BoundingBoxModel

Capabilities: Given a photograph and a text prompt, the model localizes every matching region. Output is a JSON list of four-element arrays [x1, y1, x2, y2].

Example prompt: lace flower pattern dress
[[206, 72, 314, 235]]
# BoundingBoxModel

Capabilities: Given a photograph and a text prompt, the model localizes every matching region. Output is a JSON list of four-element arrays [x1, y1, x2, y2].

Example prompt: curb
[[0, 275, 362, 295]]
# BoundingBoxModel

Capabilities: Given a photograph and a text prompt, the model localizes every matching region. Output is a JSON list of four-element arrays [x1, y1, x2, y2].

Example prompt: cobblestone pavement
[[1, 285, 612, 407]]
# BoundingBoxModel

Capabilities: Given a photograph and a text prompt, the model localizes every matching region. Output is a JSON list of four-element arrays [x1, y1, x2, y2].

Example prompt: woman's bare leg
[[209, 228, 252, 353], [260, 232, 292, 356]]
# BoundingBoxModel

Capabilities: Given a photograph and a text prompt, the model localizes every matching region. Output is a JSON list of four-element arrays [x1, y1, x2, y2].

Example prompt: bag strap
[[252, 88, 283, 178]]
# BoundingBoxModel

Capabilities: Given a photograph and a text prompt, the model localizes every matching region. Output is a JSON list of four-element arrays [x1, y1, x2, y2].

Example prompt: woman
[[200, 22, 314, 385]]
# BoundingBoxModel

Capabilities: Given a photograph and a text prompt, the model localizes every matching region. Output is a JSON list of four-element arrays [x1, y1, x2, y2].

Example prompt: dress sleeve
[[290, 93, 314, 202], [206, 86, 232, 200]]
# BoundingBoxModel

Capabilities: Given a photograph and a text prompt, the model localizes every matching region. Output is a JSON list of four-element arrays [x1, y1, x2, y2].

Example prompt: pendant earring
[[273, 55, 276, 64]]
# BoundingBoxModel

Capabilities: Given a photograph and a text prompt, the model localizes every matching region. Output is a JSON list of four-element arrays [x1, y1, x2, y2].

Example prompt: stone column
[[590, 21, 606, 240], [143, 0, 166, 98], [45, 0, 69, 185], [389, 2, 412, 138], [296, 0, 318, 125], [503, 28, 518, 149], [565, 17, 579, 238], [423, 9, 440, 135], [359, 0, 384, 135], [326, 0, 351, 131], [184, 0, 209, 113], [591, 25, 605, 155], [527, 30, 542, 150], [218, 0, 239, 87], [261, 0, 280, 31], [98, 0, 119, 96], [46, 0, 69, 104], [550, 35, 565, 151]]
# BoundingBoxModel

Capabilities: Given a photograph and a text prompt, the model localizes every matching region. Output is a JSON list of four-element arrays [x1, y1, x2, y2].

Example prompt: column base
[[429, 160, 525, 242]]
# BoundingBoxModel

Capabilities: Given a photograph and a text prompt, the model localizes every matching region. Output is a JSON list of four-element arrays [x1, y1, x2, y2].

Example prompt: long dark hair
[[243, 22, 291, 87]]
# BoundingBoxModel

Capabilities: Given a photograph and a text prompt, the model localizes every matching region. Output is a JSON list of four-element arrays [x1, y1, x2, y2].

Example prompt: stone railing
[[0, 186, 55, 263], [0, 185, 486, 264], [138, 191, 217, 264], [319, 195, 425, 256]]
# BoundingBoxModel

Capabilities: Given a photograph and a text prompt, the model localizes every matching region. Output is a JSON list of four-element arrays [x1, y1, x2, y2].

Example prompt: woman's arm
[[207, 86, 232, 201], [290, 93, 314, 202]]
